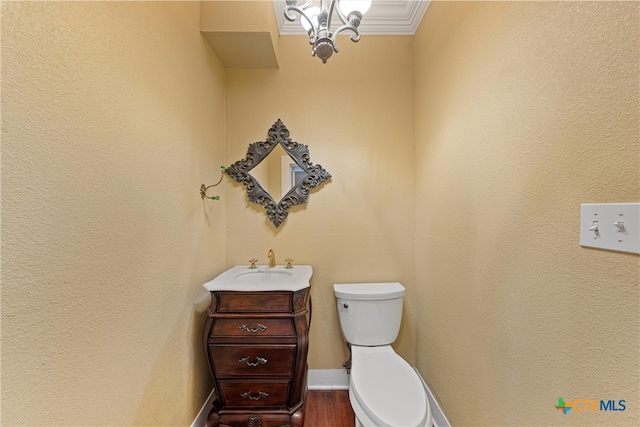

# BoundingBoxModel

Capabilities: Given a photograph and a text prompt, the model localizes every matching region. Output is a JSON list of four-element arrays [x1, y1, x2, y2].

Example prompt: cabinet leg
[[290, 405, 305, 427], [206, 408, 219, 427]]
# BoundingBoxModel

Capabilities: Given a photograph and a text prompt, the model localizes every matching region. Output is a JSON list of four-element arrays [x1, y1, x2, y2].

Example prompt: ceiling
[[272, 0, 430, 36]]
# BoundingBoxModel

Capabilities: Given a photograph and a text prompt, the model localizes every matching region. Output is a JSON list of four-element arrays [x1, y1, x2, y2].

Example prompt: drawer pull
[[239, 356, 268, 367], [239, 323, 267, 333], [241, 391, 269, 401]]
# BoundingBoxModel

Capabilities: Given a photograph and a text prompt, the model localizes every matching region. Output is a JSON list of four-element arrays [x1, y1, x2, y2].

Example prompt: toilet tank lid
[[333, 282, 405, 300]]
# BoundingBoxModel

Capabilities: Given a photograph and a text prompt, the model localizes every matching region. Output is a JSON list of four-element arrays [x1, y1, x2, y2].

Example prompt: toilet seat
[[350, 346, 429, 427]]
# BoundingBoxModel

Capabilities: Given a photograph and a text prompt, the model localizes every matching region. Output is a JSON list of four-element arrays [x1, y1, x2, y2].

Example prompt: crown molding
[[273, 0, 430, 36]]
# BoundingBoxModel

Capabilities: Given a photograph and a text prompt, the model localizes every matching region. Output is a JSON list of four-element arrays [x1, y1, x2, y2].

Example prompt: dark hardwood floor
[[304, 390, 355, 427]]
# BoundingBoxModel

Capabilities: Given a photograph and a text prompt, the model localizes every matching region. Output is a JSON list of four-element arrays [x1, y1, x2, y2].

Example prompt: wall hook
[[200, 166, 226, 200]]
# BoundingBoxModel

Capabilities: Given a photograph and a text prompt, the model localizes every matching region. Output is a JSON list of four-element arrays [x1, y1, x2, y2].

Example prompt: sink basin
[[203, 265, 312, 292], [234, 270, 293, 282]]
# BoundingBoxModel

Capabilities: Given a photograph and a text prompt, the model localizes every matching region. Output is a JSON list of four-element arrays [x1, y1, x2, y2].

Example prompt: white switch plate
[[580, 203, 640, 254]]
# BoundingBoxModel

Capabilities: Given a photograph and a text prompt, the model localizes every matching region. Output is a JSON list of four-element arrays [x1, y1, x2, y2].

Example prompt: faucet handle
[[248, 258, 258, 269], [285, 258, 293, 269]]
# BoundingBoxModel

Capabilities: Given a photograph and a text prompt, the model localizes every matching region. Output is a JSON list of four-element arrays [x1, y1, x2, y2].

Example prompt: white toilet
[[334, 282, 432, 427]]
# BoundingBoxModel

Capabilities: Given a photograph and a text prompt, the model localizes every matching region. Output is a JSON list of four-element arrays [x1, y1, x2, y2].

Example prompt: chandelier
[[284, 0, 372, 64]]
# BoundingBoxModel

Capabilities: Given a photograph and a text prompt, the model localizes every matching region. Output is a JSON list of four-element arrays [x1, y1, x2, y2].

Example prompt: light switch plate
[[580, 203, 640, 254]]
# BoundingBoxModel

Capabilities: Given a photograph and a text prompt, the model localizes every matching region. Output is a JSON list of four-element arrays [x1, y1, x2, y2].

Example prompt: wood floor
[[304, 390, 355, 427]]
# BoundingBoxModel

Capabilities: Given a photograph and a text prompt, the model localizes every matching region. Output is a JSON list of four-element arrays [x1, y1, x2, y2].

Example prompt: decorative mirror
[[226, 119, 332, 228]]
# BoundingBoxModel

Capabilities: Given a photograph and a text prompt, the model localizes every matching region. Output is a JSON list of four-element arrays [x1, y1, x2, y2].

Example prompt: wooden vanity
[[203, 288, 311, 427]]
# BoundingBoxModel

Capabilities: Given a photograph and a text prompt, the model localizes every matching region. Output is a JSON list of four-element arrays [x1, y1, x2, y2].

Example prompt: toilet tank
[[333, 282, 405, 346]]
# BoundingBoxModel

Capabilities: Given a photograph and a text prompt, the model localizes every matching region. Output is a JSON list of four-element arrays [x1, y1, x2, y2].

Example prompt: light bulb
[[338, 0, 371, 16], [301, 6, 320, 32]]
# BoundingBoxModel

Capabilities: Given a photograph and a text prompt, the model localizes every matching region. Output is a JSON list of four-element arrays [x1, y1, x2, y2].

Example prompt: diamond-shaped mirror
[[250, 144, 303, 203], [226, 119, 332, 228]]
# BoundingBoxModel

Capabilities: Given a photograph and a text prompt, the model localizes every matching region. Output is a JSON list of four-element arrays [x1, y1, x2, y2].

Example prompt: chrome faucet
[[268, 249, 275, 268]]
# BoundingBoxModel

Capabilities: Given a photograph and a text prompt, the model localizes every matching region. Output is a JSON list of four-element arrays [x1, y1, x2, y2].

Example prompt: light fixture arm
[[331, 11, 363, 46], [326, 0, 337, 33], [284, 1, 320, 44], [332, 0, 351, 26], [284, 0, 314, 19]]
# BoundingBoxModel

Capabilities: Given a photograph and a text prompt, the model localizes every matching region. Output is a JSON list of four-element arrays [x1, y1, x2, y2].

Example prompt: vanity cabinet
[[203, 289, 310, 427]]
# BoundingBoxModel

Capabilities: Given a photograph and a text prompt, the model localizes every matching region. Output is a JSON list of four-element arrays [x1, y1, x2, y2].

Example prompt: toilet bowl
[[334, 283, 432, 427], [349, 346, 432, 427]]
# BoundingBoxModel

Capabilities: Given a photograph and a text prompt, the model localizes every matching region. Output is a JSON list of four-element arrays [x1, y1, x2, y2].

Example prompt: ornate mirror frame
[[226, 119, 332, 228]]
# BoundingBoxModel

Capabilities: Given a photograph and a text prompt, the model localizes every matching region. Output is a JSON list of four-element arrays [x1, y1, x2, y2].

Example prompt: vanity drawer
[[210, 344, 295, 377], [220, 380, 290, 408], [216, 292, 292, 313], [211, 318, 295, 338]]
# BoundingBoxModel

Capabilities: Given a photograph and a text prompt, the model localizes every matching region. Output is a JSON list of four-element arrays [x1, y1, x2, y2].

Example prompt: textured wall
[[414, 2, 639, 426], [1, 2, 226, 425], [224, 35, 416, 370]]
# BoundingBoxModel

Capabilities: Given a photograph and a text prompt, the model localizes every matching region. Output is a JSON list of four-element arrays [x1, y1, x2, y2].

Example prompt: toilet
[[334, 282, 432, 427]]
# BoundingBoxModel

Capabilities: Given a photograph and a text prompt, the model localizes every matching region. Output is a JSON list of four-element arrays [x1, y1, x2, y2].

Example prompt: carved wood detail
[[293, 289, 307, 312], [247, 414, 262, 427]]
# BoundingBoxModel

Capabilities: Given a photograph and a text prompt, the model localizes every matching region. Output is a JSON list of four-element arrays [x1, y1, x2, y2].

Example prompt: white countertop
[[203, 264, 312, 292]]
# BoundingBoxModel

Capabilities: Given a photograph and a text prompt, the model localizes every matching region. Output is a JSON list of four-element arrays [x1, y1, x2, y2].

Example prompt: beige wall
[[225, 35, 416, 369], [1, 2, 226, 425], [414, 2, 639, 426]]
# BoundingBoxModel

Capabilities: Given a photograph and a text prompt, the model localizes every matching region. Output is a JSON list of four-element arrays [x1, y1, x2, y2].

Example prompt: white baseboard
[[308, 368, 350, 390], [191, 389, 214, 427], [415, 369, 451, 427], [191, 368, 449, 427]]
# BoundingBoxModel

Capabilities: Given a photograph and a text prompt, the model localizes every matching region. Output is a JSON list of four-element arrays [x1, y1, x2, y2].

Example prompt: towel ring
[[200, 166, 226, 200]]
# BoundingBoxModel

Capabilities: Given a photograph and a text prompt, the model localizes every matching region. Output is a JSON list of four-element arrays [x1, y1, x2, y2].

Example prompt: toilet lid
[[351, 351, 428, 427]]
